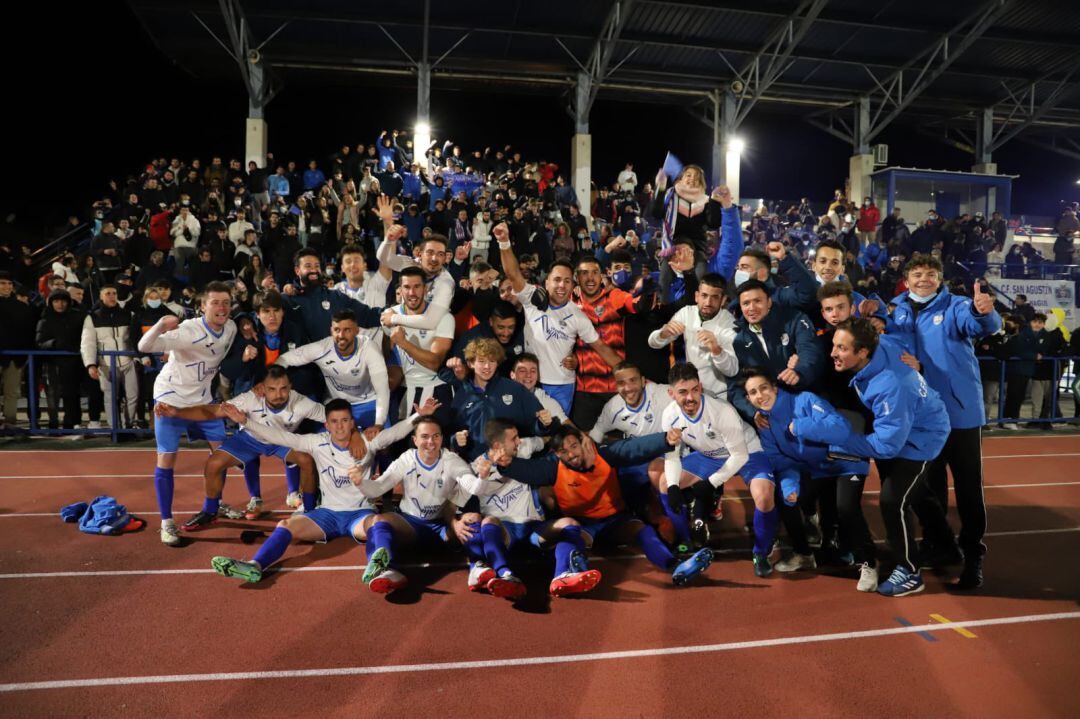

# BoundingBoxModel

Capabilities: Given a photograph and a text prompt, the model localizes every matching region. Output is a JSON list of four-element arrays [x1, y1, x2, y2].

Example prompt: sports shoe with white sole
[[368, 568, 408, 594], [876, 566, 924, 597], [217, 503, 245, 520], [159, 519, 181, 546], [285, 491, 302, 509], [857, 562, 879, 592], [467, 561, 496, 592], [487, 573, 527, 600], [774, 553, 817, 573], [244, 497, 265, 520]]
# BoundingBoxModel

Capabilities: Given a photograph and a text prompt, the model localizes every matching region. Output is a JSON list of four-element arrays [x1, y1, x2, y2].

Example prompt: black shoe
[[950, 556, 984, 591], [918, 539, 964, 569], [181, 511, 218, 532], [690, 518, 710, 549]]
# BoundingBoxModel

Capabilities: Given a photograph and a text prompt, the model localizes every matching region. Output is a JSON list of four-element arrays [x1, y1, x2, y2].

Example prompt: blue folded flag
[[662, 152, 684, 180]]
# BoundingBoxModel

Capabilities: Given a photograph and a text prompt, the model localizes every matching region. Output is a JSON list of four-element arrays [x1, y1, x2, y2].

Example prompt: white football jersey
[[590, 382, 673, 442], [151, 317, 237, 408], [516, 284, 600, 385], [382, 303, 455, 389], [230, 389, 325, 434], [362, 448, 473, 521], [661, 394, 762, 488], [276, 336, 389, 423], [454, 456, 546, 524], [648, 305, 739, 397]]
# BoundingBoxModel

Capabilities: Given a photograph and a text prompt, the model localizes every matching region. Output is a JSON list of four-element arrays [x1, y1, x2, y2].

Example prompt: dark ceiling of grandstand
[[129, 0, 1080, 136]]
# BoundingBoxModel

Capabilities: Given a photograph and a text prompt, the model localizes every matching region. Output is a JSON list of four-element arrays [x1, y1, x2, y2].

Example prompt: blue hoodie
[[887, 287, 1001, 429], [757, 388, 868, 478], [830, 337, 950, 461]]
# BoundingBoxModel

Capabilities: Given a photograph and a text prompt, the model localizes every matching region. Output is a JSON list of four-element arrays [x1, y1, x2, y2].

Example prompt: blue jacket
[[450, 375, 546, 460], [268, 174, 290, 198], [283, 285, 382, 342], [708, 205, 745, 279], [376, 137, 396, 170], [887, 287, 1002, 429], [302, 169, 326, 191], [730, 306, 824, 421], [831, 338, 950, 461], [758, 389, 868, 478], [860, 242, 886, 273], [401, 172, 423, 200]]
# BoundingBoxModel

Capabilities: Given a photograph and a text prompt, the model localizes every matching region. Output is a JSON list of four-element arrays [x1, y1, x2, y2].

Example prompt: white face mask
[[734, 269, 752, 286], [908, 290, 935, 304]]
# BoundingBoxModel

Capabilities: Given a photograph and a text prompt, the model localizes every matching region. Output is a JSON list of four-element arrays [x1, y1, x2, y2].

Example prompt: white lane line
[[1, 527, 1076, 580], [0, 473, 286, 479], [1, 610, 1077, 693], [983, 453, 1080, 459]]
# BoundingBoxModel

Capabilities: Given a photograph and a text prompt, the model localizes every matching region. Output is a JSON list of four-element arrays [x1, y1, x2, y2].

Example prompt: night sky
[[6, 1, 1077, 244]]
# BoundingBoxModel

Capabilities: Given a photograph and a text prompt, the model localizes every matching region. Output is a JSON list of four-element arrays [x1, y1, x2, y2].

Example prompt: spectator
[[80, 285, 137, 428], [856, 197, 880, 247], [170, 205, 200, 274], [267, 166, 290, 202], [1000, 314, 1036, 430], [0, 273, 38, 428], [303, 160, 326, 192], [1012, 293, 1035, 323], [1029, 312, 1066, 426], [91, 222, 124, 283], [35, 289, 89, 430], [617, 162, 638, 193]]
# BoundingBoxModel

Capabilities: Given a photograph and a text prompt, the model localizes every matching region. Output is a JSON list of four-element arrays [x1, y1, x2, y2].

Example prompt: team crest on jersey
[[705, 427, 716, 439], [933, 314, 944, 325], [514, 345, 523, 354], [644, 413, 654, 423], [350, 368, 360, 376], [287, 342, 296, 350], [595, 306, 605, 317], [502, 394, 513, 405], [321, 300, 330, 310], [781, 333, 790, 346]]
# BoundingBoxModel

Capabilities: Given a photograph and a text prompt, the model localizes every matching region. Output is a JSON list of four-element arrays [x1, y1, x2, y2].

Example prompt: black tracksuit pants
[[877, 458, 952, 573], [920, 426, 987, 558]]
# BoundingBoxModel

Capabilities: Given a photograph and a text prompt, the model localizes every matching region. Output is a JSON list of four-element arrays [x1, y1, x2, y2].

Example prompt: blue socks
[[753, 507, 779, 556], [302, 492, 316, 513], [154, 467, 174, 520], [252, 526, 292, 569], [635, 524, 676, 570], [462, 521, 485, 563], [243, 457, 261, 499], [480, 524, 510, 576], [366, 520, 394, 560], [554, 525, 586, 576], [660, 492, 691, 544], [202, 496, 220, 515], [285, 463, 301, 495]]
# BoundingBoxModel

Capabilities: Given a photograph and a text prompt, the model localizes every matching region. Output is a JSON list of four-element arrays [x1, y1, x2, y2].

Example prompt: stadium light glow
[[415, 121, 432, 170], [729, 137, 745, 154], [415, 121, 431, 137]]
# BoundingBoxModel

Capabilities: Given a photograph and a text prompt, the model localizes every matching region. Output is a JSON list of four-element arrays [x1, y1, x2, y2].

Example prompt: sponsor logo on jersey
[[535, 314, 572, 342]]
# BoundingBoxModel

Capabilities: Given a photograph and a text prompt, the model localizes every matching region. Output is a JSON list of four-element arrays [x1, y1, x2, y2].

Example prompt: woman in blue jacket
[[888, 254, 1001, 590], [742, 368, 878, 592], [829, 318, 959, 598]]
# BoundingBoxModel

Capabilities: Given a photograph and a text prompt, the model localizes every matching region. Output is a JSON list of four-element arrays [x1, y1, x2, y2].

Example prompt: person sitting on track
[[206, 397, 433, 585], [504, 424, 714, 595], [741, 367, 877, 590], [154, 365, 332, 530], [349, 414, 485, 596], [651, 362, 774, 570], [274, 309, 390, 432], [136, 281, 249, 547]]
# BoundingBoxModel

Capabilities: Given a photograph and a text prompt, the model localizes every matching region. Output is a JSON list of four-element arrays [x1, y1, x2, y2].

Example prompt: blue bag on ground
[[76, 496, 133, 535]]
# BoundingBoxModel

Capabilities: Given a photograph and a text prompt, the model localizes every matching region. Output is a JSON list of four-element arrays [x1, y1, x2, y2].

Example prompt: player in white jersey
[[495, 222, 621, 415], [276, 309, 389, 430], [154, 366, 325, 530], [382, 266, 455, 426], [354, 414, 485, 595], [207, 397, 430, 585], [334, 243, 391, 340], [376, 217, 457, 331], [647, 273, 739, 397], [137, 281, 242, 546], [653, 363, 776, 568]]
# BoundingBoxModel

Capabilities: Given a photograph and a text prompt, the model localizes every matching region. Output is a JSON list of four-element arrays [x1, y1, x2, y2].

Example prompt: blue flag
[[662, 152, 684, 180]]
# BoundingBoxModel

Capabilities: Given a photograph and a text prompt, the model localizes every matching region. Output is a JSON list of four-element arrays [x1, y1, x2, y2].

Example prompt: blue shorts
[[576, 512, 638, 547], [218, 430, 291, 467], [502, 520, 544, 550], [682, 450, 774, 485], [350, 400, 378, 430], [401, 512, 450, 545], [617, 462, 651, 488], [154, 415, 227, 454], [303, 507, 374, 542], [540, 382, 574, 416]]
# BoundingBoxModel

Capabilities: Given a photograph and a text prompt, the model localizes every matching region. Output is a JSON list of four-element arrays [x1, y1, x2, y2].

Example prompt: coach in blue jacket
[[828, 318, 958, 598], [888, 253, 1001, 590], [729, 279, 824, 426]]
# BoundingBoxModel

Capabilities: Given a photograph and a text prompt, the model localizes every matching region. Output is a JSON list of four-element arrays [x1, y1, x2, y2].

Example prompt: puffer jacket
[[81, 303, 136, 369]]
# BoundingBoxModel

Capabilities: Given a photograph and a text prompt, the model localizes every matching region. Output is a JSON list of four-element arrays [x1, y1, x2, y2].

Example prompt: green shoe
[[362, 547, 391, 585], [211, 556, 262, 583], [753, 552, 773, 577]]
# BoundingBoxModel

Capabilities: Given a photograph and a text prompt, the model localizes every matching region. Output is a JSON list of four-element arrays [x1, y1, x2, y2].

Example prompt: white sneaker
[[160, 520, 181, 547], [857, 562, 879, 592], [86, 421, 101, 430], [467, 561, 495, 592], [285, 491, 302, 509], [217, 503, 245, 520], [66, 426, 84, 441], [1002, 423, 1020, 430], [774, 553, 817, 573]]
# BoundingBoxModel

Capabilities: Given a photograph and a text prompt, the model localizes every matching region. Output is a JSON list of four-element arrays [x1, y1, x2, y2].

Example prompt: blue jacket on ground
[[887, 287, 1002, 429], [730, 306, 824, 421], [757, 388, 868, 478], [450, 375, 546, 460], [831, 337, 950, 461]]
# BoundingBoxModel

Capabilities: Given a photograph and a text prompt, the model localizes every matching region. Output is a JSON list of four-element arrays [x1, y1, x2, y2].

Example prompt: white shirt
[[275, 336, 389, 425], [230, 389, 325, 435], [617, 169, 638, 192], [382, 303, 455, 390], [533, 387, 568, 423], [145, 317, 237, 408], [453, 455, 546, 524], [648, 305, 739, 397], [516, 283, 600, 385], [375, 238, 456, 331], [661, 394, 762, 489], [361, 448, 475, 521], [334, 272, 389, 309], [590, 382, 673, 442], [244, 418, 416, 512]]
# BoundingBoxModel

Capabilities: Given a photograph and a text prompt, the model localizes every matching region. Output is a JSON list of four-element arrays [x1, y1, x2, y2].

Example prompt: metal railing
[[978, 355, 1079, 425]]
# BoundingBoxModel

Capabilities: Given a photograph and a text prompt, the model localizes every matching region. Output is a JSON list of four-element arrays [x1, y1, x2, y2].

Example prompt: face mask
[[235, 198, 242, 207], [734, 269, 752, 286], [612, 269, 632, 289], [908, 290, 935, 304], [770, 266, 779, 275], [147, 299, 162, 309]]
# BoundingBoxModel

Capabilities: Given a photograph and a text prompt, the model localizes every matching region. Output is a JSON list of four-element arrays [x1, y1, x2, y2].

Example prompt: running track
[[0, 434, 1077, 718]]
